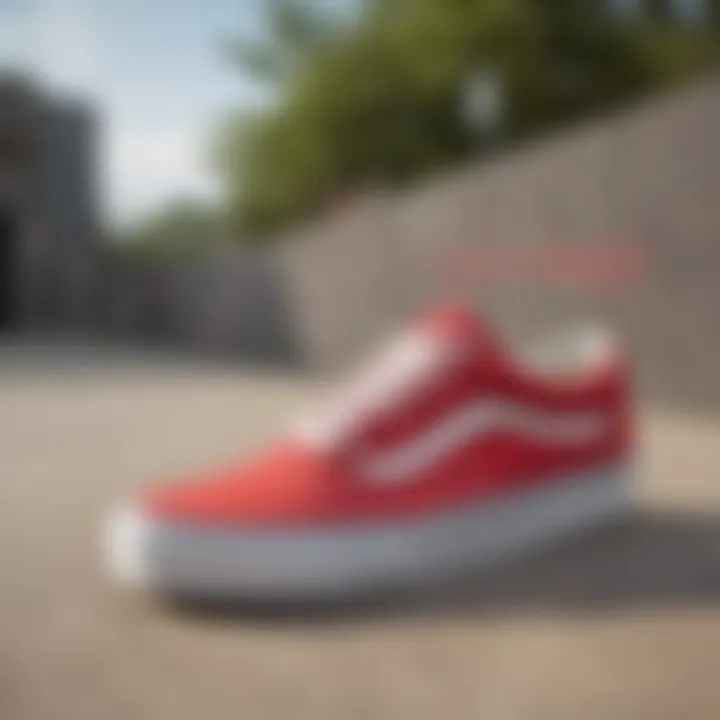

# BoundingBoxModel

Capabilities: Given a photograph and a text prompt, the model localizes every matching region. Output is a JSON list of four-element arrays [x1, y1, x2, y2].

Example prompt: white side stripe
[[361, 398, 607, 484]]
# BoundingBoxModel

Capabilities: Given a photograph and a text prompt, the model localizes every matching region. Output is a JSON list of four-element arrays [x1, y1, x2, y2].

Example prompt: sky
[[0, 0, 708, 228], [0, 0, 267, 226]]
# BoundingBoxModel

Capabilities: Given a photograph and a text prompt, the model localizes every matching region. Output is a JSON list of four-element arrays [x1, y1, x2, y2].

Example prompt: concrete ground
[[1, 338, 720, 720]]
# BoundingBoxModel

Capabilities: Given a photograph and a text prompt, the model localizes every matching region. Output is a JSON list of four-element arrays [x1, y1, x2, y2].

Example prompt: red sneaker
[[106, 306, 634, 598]]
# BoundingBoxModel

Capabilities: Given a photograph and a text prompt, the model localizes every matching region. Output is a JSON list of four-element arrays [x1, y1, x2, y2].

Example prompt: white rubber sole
[[105, 464, 631, 600]]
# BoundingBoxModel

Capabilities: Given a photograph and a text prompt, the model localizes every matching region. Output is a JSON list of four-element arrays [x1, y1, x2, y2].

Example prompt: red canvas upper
[[144, 306, 633, 527]]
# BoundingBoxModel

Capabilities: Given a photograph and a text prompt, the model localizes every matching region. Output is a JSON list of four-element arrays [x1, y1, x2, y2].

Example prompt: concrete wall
[[276, 78, 720, 412]]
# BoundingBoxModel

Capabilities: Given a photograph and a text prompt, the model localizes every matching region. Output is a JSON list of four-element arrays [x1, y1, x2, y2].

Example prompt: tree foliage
[[220, 0, 718, 239], [112, 198, 227, 262], [222, 0, 348, 85]]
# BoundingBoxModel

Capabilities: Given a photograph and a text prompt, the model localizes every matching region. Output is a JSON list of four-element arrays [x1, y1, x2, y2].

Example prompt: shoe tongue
[[415, 304, 496, 352], [297, 305, 493, 450]]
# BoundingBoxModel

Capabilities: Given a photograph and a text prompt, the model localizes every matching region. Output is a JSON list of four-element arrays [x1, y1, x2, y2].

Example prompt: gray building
[[0, 74, 99, 333]]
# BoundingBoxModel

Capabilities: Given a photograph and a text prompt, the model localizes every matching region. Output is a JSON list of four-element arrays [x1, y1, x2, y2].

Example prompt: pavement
[[1, 338, 720, 720]]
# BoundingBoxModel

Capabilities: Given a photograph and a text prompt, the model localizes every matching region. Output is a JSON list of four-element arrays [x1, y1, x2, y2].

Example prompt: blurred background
[[1, 0, 720, 405], [2, 2, 720, 719]]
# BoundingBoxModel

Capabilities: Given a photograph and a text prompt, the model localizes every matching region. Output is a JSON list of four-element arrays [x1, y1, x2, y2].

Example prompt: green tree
[[221, 0, 718, 238], [113, 198, 227, 261], [223, 0, 347, 86]]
